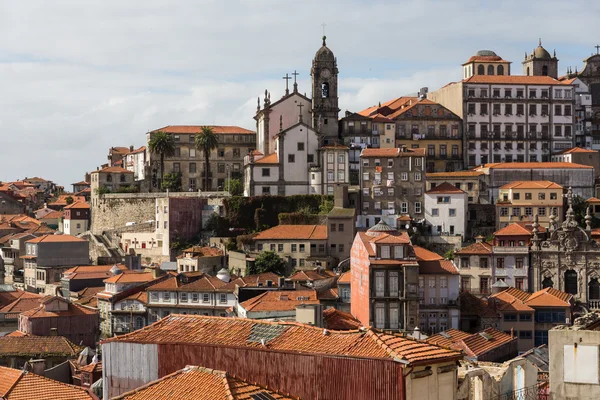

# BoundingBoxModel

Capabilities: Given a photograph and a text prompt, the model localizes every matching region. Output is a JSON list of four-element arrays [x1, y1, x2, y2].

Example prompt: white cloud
[[0, 0, 598, 185]]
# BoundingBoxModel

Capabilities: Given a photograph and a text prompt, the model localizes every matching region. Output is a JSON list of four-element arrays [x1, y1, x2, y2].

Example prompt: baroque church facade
[[243, 37, 349, 197], [531, 188, 600, 309]]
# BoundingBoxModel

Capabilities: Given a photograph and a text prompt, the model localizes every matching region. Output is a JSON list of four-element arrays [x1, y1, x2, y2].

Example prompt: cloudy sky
[[1, 0, 599, 187]]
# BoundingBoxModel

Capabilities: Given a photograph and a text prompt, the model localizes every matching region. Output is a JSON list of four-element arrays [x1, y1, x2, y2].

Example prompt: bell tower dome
[[311, 36, 340, 144]]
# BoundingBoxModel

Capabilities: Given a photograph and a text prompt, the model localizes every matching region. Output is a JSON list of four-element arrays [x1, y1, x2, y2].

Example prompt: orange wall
[[351, 234, 371, 326]]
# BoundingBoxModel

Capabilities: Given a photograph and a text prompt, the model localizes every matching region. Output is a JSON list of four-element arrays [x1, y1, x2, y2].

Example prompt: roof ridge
[[2, 368, 25, 398]]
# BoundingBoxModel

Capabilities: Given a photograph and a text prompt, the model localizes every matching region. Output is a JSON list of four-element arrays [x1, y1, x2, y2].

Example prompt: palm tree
[[195, 126, 219, 191], [148, 131, 176, 190]]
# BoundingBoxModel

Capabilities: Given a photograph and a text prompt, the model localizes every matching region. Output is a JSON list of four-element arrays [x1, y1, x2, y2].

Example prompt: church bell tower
[[311, 36, 340, 143]]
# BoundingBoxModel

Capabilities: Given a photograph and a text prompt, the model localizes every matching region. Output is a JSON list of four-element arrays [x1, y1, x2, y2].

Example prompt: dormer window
[[394, 246, 404, 259], [380, 245, 390, 258]]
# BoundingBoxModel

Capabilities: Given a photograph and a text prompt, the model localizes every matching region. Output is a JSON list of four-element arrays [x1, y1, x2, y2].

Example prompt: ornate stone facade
[[311, 36, 340, 143], [531, 188, 600, 307]]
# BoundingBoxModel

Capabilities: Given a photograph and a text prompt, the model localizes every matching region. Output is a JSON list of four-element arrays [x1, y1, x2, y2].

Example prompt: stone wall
[[91, 194, 156, 235]]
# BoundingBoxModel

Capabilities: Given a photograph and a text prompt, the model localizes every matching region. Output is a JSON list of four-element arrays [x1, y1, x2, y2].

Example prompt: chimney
[[151, 267, 163, 279], [49, 328, 58, 336], [510, 327, 514, 339], [278, 277, 285, 287], [475, 235, 484, 243], [334, 185, 349, 208], [129, 145, 134, 152], [85, 172, 90, 182]]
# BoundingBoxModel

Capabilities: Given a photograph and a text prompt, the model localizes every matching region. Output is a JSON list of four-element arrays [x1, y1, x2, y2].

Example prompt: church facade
[[244, 37, 349, 197], [530, 188, 600, 309]]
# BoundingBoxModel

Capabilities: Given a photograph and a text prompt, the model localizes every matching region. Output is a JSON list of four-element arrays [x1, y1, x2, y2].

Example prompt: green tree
[[65, 196, 74, 205], [148, 131, 176, 190], [224, 178, 243, 196], [250, 251, 286, 275], [444, 248, 455, 260], [161, 172, 182, 192], [195, 126, 219, 191], [204, 213, 231, 236], [318, 198, 334, 214]]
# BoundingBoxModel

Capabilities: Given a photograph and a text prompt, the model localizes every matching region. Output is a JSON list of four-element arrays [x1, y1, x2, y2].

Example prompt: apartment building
[[558, 76, 593, 148], [552, 147, 600, 178], [426, 170, 490, 205], [455, 236, 493, 295], [123, 145, 147, 181], [496, 181, 564, 229], [350, 221, 420, 331], [89, 166, 135, 201], [429, 46, 575, 167], [176, 246, 224, 274], [491, 224, 531, 290], [424, 183, 468, 238], [146, 272, 235, 322], [359, 147, 426, 228], [147, 125, 256, 191], [62, 201, 90, 236], [22, 234, 89, 294]]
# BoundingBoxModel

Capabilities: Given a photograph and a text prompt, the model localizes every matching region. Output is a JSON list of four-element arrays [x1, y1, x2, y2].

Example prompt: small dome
[[492, 279, 509, 288], [366, 220, 397, 237], [476, 50, 498, 57], [110, 264, 122, 276], [533, 45, 552, 59], [315, 36, 335, 61], [216, 267, 231, 282]]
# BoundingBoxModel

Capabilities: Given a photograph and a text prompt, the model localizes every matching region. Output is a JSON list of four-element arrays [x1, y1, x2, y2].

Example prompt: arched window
[[497, 65, 504, 75], [542, 277, 553, 289], [542, 65, 548, 76], [487, 65, 494, 75], [321, 82, 329, 98], [590, 278, 600, 300], [526, 67, 530, 76], [106, 174, 113, 182], [564, 270, 578, 295], [477, 65, 485, 75]]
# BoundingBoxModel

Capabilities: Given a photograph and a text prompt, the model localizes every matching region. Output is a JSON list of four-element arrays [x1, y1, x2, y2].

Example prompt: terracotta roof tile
[[0, 336, 82, 357], [26, 234, 86, 243], [499, 180, 563, 189], [455, 328, 517, 358], [323, 308, 361, 330], [288, 269, 336, 282], [480, 162, 592, 170], [63, 201, 90, 210], [90, 166, 132, 174], [150, 125, 255, 135], [587, 197, 600, 204], [224, 272, 283, 289], [112, 365, 293, 400], [525, 287, 572, 307], [253, 225, 327, 240], [494, 223, 533, 236], [558, 147, 597, 154], [455, 241, 492, 255], [418, 260, 459, 275], [425, 182, 465, 194], [253, 153, 279, 164], [464, 75, 562, 85], [361, 148, 425, 158], [21, 300, 98, 318], [103, 315, 462, 366], [239, 290, 319, 312], [0, 366, 95, 400], [426, 329, 472, 348], [40, 210, 64, 219], [103, 272, 154, 284], [337, 271, 351, 284], [179, 246, 223, 257], [426, 171, 484, 178], [413, 246, 443, 261]]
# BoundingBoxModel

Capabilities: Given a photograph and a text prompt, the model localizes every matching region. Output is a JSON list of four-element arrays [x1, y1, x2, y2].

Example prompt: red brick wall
[[168, 198, 206, 240], [351, 234, 371, 327]]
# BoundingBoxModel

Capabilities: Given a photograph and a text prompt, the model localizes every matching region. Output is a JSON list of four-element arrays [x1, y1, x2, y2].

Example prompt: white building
[[62, 201, 90, 236], [424, 182, 468, 239], [123, 146, 147, 181], [559, 76, 593, 148], [429, 46, 575, 167]]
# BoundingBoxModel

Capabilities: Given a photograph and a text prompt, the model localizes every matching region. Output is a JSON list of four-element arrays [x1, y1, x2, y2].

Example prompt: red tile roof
[[103, 272, 154, 284], [558, 147, 597, 154], [323, 308, 362, 330], [239, 290, 319, 312], [425, 182, 465, 194], [427, 328, 516, 359], [150, 125, 255, 135], [40, 210, 63, 219], [494, 223, 533, 236], [481, 162, 592, 170], [426, 329, 472, 348], [455, 241, 492, 255], [489, 287, 572, 309], [464, 55, 510, 64], [418, 260, 459, 275], [63, 201, 90, 210], [26, 234, 86, 243], [288, 269, 336, 282], [499, 180, 563, 189], [112, 365, 293, 400], [427, 171, 484, 178], [20, 300, 98, 319], [464, 75, 562, 85], [253, 225, 327, 241], [90, 166, 132, 174], [0, 366, 95, 400], [225, 272, 283, 289], [103, 315, 462, 366], [361, 148, 426, 158], [178, 246, 223, 258], [0, 336, 82, 357], [254, 153, 279, 164], [413, 246, 443, 261], [337, 271, 351, 284]]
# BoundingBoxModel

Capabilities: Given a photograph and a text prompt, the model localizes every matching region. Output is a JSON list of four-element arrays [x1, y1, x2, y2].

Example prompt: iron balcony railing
[[492, 383, 549, 400]]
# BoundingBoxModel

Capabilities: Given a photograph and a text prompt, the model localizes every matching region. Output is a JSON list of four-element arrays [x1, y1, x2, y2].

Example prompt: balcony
[[493, 246, 529, 254], [412, 133, 425, 140], [589, 299, 600, 309]]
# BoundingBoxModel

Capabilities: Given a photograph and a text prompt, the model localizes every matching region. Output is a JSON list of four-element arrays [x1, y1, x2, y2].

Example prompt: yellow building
[[496, 181, 564, 229]]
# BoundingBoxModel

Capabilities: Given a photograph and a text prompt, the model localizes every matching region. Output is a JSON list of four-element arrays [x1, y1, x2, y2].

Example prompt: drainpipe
[[401, 363, 414, 400]]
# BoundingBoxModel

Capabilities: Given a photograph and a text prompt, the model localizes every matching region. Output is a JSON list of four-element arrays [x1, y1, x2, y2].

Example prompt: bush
[[161, 172, 182, 192], [249, 251, 286, 275]]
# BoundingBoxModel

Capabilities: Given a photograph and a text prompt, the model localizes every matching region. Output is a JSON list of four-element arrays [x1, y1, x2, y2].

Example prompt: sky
[[0, 0, 599, 188]]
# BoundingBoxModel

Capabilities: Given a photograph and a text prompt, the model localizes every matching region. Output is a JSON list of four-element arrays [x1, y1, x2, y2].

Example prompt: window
[[288, 154, 295, 163], [504, 313, 517, 322], [428, 278, 436, 288], [362, 172, 369, 181], [415, 202, 421, 213], [401, 172, 408, 181], [163, 292, 171, 301], [550, 192, 557, 200], [262, 187, 271, 195], [432, 208, 439, 217], [307, 154, 314, 163], [299, 244, 305, 252], [202, 294, 210, 303], [535, 331, 549, 346], [150, 292, 158, 302], [401, 202, 408, 214], [338, 223, 344, 232], [220, 294, 227, 304], [375, 271, 385, 297], [291, 244, 297, 252], [449, 209, 456, 217], [519, 331, 532, 340], [297, 142, 304, 151], [414, 172, 421, 181], [381, 245, 390, 258], [497, 258, 504, 269], [461, 257, 469, 268], [440, 276, 448, 288], [181, 293, 188, 302], [516, 258, 524, 269], [525, 207, 533, 216], [480, 277, 489, 294], [277, 244, 283, 252], [339, 244, 345, 253], [191, 293, 199, 302], [261, 168, 270, 177]]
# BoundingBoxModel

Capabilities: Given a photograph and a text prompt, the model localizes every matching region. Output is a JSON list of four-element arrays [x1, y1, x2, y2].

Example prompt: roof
[[253, 153, 279, 164], [20, 301, 98, 319], [103, 272, 154, 284], [103, 315, 462, 366], [361, 148, 425, 158], [418, 260, 459, 275], [323, 308, 362, 330], [0, 335, 82, 357], [150, 125, 255, 135], [558, 147, 597, 154], [225, 272, 283, 289], [40, 210, 63, 219], [426, 171, 484, 178], [480, 162, 593, 170], [499, 181, 563, 190], [427, 328, 516, 358], [489, 287, 572, 309], [239, 290, 320, 312], [90, 166, 132, 174], [455, 241, 492, 255], [26, 234, 86, 244], [147, 273, 231, 293], [253, 225, 327, 241], [79, 362, 102, 374], [0, 366, 95, 400], [425, 182, 465, 194], [520, 345, 549, 373], [63, 201, 90, 210], [337, 271, 351, 284], [587, 197, 600, 204], [413, 246, 443, 261], [463, 75, 562, 85], [179, 246, 223, 257], [287, 269, 336, 282], [493, 223, 533, 237], [64, 264, 127, 278], [112, 365, 293, 400], [0, 294, 44, 314], [327, 207, 356, 218]]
